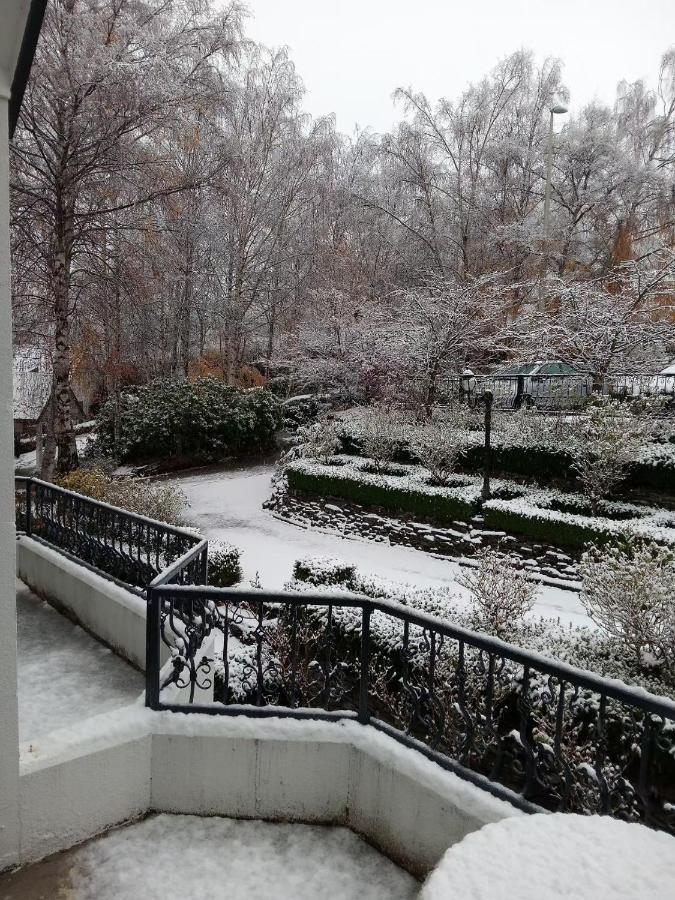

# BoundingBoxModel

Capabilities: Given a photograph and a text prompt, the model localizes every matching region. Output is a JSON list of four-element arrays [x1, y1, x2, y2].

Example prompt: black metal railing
[[15, 477, 675, 833], [146, 583, 675, 834], [445, 372, 675, 410], [15, 476, 207, 595]]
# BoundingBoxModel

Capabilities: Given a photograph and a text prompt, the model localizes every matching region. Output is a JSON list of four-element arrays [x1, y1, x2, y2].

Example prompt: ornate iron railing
[[444, 372, 675, 410], [146, 583, 675, 833], [15, 477, 675, 833], [15, 476, 207, 595]]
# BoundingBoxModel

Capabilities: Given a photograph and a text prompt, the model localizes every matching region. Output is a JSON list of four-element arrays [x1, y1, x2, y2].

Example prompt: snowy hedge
[[337, 412, 675, 494], [92, 377, 282, 463], [483, 487, 675, 550], [286, 455, 482, 524]]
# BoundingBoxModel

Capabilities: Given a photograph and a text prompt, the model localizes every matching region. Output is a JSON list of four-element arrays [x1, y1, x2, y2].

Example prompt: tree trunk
[[52, 224, 78, 474]]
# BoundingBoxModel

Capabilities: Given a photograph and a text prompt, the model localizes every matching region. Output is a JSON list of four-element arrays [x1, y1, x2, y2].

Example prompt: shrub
[[411, 404, 469, 485], [357, 409, 406, 472], [91, 377, 282, 463], [458, 548, 536, 638], [293, 556, 357, 588], [579, 538, 675, 675], [297, 419, 344, 464], [56, 468, 187, 525], [208, 540, 242, 587], [567, 399, 655, 510]]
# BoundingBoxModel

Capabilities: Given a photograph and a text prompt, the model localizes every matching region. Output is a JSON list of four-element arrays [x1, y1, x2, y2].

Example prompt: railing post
[[359, 603, 372, 725], [482, 390, 493, 501], [145, 587, 161, 709], [200, 543, 208, 586], [25, 479, 32, 536]]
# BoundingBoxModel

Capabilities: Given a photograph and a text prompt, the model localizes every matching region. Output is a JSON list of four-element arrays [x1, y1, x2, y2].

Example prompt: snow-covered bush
[[357, 409, 406, 473], [580, 538, 675, 675], [208, 540, 242, 587], [91, 377, 282, 463], [458, 548, 537, 637], [57, 467, 186, 525], [296, 419, 344, 464], [567, 399, 655, 509], [293, 556, 357, 589], [411, 403, 469, 485]]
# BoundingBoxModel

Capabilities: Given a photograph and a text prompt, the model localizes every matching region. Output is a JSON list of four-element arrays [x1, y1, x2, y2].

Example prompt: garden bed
[[483, 487, 675, 550], [285, 455, 482, 525]]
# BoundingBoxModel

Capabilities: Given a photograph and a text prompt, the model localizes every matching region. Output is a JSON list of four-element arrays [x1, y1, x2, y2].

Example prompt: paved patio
[[16, 579, 143, 742]]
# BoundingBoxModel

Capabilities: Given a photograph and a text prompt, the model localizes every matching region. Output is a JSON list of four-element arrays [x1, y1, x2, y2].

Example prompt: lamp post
[[543, 103, 568, 239]]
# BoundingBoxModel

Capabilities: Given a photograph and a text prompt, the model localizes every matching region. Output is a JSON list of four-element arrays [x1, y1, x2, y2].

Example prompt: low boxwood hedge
[[286, 465, 479, 524], [482, 505, 613, 550], [340, 426, 675, 494]]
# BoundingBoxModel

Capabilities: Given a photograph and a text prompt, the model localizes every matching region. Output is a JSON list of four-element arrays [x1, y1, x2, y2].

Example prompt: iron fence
[[146, 583, 675, 833], [14, 477, 675, 833], [15, 476, 207, 595], [444, 372, 675, 411]]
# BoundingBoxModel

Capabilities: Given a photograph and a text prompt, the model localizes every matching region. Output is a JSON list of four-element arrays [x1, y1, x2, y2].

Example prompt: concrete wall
[[17, 709, 521, 877], [16, 536, 167, 671], [0, 93, 21, 872]]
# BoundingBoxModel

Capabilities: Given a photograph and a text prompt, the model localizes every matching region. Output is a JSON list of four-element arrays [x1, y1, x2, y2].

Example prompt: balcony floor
[[16, 579, 143, 742], [0, 813, 418, 899]]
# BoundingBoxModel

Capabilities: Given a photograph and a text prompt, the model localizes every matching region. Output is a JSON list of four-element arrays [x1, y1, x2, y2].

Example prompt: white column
[[0, 95, 21, 870]]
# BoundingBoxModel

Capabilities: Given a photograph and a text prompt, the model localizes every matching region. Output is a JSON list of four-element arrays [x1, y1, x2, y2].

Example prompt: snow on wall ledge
[[17, 707, 521, 877], [16, 535, 169, 671]]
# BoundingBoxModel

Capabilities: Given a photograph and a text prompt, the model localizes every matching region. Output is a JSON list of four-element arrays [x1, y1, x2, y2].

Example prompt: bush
[[579, 538, 675, 675], [412, 404, 469, 485], [91, 377, 282, 463], [293, 556, 357, 588], [57, 467, 186, 525], [208, 540, 242, 587], [458, 548, 536, 638], [567, 399, 655, 510]]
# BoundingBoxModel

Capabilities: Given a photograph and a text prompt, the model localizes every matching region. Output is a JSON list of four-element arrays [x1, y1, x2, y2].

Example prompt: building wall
[[0, 93, 21, 872]]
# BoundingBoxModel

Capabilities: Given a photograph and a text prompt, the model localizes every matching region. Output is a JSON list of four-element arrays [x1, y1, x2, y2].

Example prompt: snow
[[15, 432, 93, 472], [166, 463, 591, 627], [57, 814, 418, 899], [16, 579, 143, 742], [420, 812, 675, 899]]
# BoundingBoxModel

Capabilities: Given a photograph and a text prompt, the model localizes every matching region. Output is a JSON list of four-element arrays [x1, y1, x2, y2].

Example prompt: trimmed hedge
[[286, 466, 479, 524], [482, 505, 613, 550], [341, 427, 675, 494]]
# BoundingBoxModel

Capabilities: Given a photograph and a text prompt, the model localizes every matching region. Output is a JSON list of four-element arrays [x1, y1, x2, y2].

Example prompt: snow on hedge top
[[421, 812, 675, 900], [484, 485, 675, 545], [287, 454, 484, 504]]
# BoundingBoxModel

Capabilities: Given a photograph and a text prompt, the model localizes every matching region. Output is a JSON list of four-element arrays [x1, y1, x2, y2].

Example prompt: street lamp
[[543, 103, 568, 238]]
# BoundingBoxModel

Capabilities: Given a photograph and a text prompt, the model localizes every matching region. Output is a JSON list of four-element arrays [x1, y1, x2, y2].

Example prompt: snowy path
[[17, 580, 143, 741], [168, 463, 591, 627], [0, 814, 417, 899]]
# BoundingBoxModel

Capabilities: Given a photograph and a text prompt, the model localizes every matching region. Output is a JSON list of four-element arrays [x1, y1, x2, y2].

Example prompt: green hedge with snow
[[286, 457, 480, 524]]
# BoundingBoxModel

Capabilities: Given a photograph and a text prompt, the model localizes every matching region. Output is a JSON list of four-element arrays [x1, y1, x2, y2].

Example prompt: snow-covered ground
[[168, 463, 591, 627], [15, 432, 93, 473], [16, 579, 142, 742], [0, 814, 417, 899]]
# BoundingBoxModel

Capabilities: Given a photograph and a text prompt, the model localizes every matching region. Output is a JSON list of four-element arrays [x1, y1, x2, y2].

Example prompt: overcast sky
[[242, 0, 674, 134]]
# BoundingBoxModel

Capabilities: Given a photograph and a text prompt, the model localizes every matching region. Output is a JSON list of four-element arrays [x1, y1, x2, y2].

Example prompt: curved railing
[[15, 476, 207, 595], [15, 477, 675, 834]]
